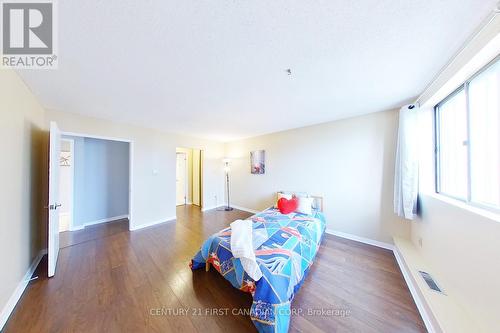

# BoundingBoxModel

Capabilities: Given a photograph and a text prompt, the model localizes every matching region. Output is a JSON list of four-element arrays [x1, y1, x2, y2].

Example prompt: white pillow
[[276, 192, 293, 207], [296, 197, 314, 215]]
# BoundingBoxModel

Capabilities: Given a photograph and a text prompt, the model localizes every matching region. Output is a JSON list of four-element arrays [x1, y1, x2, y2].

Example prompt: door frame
[[175, 148, 204, 208], [60, 131, 134, 231], [191, 149, 202, 207], [193, 149, 204, 208], [60, 138, 75, 232], [176, 152, 188, 206]]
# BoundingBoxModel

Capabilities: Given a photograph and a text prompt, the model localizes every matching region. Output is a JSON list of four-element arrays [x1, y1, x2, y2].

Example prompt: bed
[[190, 194, 326, 333]]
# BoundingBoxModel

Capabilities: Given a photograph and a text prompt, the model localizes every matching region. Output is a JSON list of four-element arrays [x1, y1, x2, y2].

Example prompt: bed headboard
[[276, 191, 324, 212], [310, 195, 324, 212]]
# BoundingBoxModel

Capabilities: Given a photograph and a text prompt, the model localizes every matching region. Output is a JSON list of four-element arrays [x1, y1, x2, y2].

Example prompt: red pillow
[[277, 197, 298, 214]]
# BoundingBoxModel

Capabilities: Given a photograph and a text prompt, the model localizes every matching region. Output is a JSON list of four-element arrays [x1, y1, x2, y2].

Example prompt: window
[[435, 56, 500, 211]]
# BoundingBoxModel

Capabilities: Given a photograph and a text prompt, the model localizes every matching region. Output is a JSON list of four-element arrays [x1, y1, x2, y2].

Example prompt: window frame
[[434, 55, 500, 214]]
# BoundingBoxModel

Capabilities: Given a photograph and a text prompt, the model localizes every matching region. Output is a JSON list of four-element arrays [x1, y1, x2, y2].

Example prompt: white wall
[[0, 70, 46, 324], [45, 109, 226, 230], [65, 136, 130, 228], [410, 17, 500, 332], [413, 107, 500, 331], [412, 194, 500, 332], [225, 109, 410, 243], [82, 137, 129, 224], [71, 137, 85, 228]]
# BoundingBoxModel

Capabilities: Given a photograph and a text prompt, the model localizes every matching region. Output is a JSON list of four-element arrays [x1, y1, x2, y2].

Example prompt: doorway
[[47, 122, 134, 277], [58, 135, 131, 248], [176, 147, 203, 207]]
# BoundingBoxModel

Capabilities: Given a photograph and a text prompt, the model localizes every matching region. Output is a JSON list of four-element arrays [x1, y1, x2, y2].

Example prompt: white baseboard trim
[[201, 205, 259, 214], [230, 205, 259, 214], [393, 247, 438, 333], [70, 214, 129, 231], [129, 216, 176, 231], [0, 248, 46, 331], [325, 229, 394, 251], [201, 205, 221, 212]]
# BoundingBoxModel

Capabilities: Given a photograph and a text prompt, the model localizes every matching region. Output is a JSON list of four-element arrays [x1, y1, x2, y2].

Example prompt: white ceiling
[[18, 0, 497, 141]]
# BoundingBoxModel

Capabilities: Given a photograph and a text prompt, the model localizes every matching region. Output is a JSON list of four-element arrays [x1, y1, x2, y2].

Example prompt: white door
[[176, 153, 187, 205], [48, 122, 62, 277]]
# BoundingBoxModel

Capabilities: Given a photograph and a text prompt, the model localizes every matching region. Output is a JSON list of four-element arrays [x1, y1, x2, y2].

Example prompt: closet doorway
[[176, 147, 203, 207], [58, 135, 131, 248]]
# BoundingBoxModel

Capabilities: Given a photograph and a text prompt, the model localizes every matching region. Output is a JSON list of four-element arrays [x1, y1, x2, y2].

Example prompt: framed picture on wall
[[250, 150, 265, 174]]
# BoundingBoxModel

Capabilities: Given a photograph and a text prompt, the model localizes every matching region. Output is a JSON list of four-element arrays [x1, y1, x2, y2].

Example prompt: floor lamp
[[223, 158, 233, 211]]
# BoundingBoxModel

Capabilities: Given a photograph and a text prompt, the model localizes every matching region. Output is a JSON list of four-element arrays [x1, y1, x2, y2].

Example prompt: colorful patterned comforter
[[190, 207, 326, 333]]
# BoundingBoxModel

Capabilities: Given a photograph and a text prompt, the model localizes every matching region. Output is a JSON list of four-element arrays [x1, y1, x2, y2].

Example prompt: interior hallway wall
[[64, 135, 129, 228]]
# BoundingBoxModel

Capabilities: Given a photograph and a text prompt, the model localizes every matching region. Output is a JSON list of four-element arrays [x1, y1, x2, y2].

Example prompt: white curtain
[[394, 104, 419, 220]]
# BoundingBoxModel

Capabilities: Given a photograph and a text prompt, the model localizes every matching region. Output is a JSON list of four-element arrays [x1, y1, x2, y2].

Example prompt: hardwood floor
[[4, 205, 426, 333], [59, 218, 129, 249]]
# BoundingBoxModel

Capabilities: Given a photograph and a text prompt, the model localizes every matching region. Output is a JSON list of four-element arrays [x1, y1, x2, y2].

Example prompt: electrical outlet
[[418, 237, 423, 248]]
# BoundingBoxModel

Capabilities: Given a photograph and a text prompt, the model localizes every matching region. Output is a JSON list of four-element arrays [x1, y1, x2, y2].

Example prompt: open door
[[48, 122, 61, 277]]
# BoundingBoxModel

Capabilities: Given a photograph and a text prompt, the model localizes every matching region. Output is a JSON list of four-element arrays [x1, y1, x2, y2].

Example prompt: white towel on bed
[[230, 219, 263, 281]]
